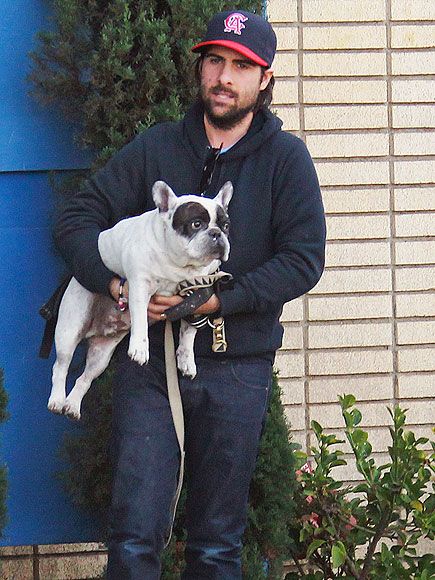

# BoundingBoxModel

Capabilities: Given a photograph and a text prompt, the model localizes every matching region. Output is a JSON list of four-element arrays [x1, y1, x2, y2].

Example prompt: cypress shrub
[[242, 373, 298, 578], [31, 1, 298, 575]]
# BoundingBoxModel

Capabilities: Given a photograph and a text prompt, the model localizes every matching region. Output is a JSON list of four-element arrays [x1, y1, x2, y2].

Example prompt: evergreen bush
[[31, 1, 298, 576], [0, 369, 9, 537]]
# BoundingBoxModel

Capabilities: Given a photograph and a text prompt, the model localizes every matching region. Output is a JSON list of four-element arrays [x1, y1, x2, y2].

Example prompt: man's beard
[[201, 84, 258, 130]]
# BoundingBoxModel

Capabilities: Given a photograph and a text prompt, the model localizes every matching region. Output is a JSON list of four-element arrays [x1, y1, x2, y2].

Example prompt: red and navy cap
[[192, 10, 277, 68]]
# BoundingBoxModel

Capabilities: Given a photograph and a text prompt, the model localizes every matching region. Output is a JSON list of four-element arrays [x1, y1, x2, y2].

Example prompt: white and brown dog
[[48, 180, 232, 420]]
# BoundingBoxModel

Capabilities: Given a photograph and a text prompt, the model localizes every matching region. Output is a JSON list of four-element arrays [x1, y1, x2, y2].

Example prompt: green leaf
[[361, 441, 373, 456], [381, 542, 393, 565], [352, 428, 368, 445], [340, 394, 356, 410], [331, 541, 347, 569], [311, 420, 323, 437], [411, 500, 423, 512], [352, 409, 362, 426], [330, 459, 347, 468], [307, 539, 326, 558], [294, 450, 308, 464], [343, 410, 353, 427]]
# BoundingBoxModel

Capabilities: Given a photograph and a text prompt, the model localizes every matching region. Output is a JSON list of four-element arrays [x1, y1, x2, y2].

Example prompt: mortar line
[[386, 0, 399, 408], [296, 0, 311, 457], [32, 545, 40, 580]]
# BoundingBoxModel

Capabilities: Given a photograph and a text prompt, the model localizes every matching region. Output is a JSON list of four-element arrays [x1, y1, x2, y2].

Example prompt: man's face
[[199, 45, 272, 130]]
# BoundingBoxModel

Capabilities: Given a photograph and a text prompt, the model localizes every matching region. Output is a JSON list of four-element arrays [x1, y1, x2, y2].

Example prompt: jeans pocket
[[229, 360, 272, 391]]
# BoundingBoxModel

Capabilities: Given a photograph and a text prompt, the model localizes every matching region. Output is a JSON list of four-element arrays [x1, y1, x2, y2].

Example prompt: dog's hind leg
[[62, 332, 127, 420], [48, 349, 76, 415], [48, 280, 93, 416]]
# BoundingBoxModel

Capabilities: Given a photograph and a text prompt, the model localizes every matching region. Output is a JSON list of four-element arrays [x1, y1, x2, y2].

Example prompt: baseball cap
[[192, 10, 277, 68]]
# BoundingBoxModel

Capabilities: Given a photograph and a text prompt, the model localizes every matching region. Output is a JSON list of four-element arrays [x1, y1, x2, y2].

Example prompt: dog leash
[[163, 319, 185, 545], [162, 270, 232, 545]]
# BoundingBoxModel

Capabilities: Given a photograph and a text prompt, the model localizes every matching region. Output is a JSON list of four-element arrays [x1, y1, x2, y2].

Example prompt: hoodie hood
[[182, 100, 283, 162]]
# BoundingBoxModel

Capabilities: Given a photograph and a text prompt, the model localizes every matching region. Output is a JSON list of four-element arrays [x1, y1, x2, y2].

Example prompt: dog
[[47, 180, 232, 420]]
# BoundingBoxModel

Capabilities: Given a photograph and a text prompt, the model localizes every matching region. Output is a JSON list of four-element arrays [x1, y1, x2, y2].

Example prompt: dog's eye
[[191, 220, 203, 230], [222, 221, 230, 232]]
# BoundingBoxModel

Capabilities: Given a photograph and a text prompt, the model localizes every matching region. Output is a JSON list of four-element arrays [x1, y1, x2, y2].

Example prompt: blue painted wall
[[0, 0, 97, 545], [0, 1, 90, 171]]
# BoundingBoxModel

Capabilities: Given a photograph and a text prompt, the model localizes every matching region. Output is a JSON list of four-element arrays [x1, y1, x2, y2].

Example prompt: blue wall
[[0, 0, 97, 545]]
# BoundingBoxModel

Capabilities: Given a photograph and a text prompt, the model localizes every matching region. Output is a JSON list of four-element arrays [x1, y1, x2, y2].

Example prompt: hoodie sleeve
[[53, 135, 148, 296], [218, 138, 326, 316]]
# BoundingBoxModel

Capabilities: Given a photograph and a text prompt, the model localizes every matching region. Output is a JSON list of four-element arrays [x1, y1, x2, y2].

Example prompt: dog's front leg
[[127, 277, 153, 365], [177, 319, 198, 378]]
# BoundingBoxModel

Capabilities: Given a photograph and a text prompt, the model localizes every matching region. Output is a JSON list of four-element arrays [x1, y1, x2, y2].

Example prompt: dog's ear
[[214, 181, 233, 212], [152, 181, 178, 213]]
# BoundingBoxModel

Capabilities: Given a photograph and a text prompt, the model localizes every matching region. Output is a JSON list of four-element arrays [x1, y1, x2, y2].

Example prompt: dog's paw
[[62, 398, 81, 421], [48, 397, 66, 415], [128, 342, 149, 366], [177, 348, 197, 379]]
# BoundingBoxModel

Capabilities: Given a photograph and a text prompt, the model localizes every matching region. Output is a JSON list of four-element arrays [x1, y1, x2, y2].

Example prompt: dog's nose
[[208, 228, 222, 242]]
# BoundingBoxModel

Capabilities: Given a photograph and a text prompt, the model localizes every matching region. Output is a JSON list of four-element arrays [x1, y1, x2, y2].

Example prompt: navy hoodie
[[54, 101, 326, 362]]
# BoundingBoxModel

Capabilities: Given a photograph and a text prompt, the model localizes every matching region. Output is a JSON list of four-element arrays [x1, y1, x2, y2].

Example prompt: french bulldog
[[47, 180, 232, 420]]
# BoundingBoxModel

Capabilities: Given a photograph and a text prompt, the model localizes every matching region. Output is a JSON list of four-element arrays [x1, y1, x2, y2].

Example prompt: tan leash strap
[[164, 319, 185, 546]]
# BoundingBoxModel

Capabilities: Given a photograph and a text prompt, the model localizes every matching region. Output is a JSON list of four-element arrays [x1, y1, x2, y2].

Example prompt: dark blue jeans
[[106, 345, 272, 580]]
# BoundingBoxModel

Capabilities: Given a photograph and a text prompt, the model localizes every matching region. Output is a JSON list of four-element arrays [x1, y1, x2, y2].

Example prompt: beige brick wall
[[270, 0, 435, 472], [2, 1, 433, 577], [0, 544, 107, 580]]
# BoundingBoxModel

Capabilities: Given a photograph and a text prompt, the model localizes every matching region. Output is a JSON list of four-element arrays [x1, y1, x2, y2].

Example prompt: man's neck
[[203, 112, 254, 149]]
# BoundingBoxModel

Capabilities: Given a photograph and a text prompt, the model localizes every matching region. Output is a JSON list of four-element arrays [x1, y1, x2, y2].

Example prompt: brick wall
[[270, 0, 435, 481], [1, 0, 434, 577]]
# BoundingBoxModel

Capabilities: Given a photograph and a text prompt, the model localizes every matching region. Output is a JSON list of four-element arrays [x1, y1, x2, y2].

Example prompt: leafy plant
[[287, 395, 435, 579]]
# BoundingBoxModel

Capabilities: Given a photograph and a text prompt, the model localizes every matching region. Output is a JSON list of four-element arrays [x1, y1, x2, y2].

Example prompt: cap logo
[[223, 13, 248, 36]]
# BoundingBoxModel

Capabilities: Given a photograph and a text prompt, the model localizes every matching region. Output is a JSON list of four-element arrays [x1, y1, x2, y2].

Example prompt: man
[[54, 9, 326, 579]]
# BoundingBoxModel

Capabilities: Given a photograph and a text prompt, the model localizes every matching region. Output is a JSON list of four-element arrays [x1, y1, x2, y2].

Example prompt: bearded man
[[54, 10, 326, 579]]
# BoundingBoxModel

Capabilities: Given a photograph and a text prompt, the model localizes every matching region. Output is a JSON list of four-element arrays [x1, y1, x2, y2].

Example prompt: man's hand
[[148, 294, 183, 322], [148, 293, 220, 322], [194, 293, 220, 315]]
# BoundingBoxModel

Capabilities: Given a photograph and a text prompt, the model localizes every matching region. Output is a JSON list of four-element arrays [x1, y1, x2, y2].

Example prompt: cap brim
[[192, 40, 269, 67]]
